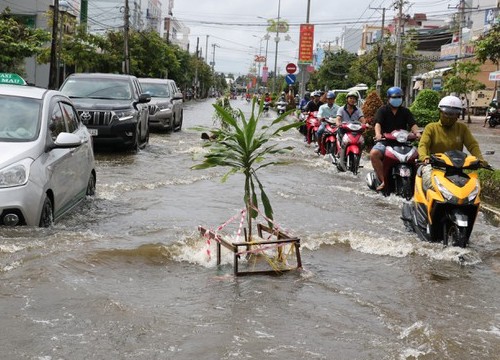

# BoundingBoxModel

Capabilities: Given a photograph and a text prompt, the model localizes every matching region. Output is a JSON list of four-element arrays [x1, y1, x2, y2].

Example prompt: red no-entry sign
[[286, 63, 297, 74]]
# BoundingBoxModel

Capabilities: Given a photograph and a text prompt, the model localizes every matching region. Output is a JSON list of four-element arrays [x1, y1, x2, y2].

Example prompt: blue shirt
[[318, 103, 339, 119]]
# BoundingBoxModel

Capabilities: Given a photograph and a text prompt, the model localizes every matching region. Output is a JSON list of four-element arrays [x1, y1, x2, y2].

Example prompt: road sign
[[286, 63, 297, 74], [285, 74, 296, 85]]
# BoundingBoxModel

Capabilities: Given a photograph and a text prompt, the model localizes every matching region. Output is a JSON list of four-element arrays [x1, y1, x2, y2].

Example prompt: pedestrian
[[461, 96, 467, 120]]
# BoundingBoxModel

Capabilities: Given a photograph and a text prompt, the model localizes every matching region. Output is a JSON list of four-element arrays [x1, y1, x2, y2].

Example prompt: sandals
[[376, 182, 385, 191]]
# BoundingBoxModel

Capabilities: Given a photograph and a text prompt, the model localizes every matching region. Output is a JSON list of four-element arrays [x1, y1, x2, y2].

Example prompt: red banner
[[299, 24, 314, 64]]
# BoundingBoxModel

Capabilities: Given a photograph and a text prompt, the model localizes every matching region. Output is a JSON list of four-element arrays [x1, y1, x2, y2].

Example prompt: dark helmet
[[387, 86, 404, 98]]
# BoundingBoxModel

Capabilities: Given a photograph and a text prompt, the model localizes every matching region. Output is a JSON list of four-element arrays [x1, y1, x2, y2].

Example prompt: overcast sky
[[172, 0, 457, 76]]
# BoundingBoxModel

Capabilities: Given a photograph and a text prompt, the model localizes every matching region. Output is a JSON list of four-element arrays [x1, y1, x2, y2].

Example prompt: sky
[[172, 0, 458, 76]]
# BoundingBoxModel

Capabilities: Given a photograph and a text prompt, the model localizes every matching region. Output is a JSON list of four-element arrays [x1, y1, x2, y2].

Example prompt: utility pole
[[211, 43, 219, 73], [272, 0, 281, 94], [123, 0, 130, 74], [394, 0, 404, 88], [194, 37, 199, 98], [298, 0, 311, 99], [205, 35, 209, 64], [370, 6, 386, 95], [48, 0, 59, 89]]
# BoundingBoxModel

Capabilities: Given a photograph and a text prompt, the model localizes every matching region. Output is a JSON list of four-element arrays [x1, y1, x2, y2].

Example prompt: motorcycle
[[366, 129, 418, 200], [276, 100, 287, 115], [401, 150, 492, 248], [263, 101, 270, 116], [304, 111, 320, 145], [485, 106, 500, 128], [329, 120, 367, 175], [318, 117, 337, 156]]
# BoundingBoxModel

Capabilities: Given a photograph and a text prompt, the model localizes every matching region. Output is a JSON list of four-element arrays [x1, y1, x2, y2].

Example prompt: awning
[[489, 71, 500, 81], [417, 67, 452, 80]]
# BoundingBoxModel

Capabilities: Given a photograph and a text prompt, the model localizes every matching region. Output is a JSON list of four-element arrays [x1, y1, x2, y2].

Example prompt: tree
[[443, 61, 484, 123], [310, 49, 356, 90], [474, 22, 500, 66], [192, 99, 298, 240], [0, 9, 50, 74]]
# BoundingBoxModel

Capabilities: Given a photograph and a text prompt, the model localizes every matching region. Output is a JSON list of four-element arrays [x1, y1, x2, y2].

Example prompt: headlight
[[434, 176, 456, 203], [113, 109, 135, 121], [467, 180, 480, 203], [0, 159, 33, 188], [158, 103, 172, 111]]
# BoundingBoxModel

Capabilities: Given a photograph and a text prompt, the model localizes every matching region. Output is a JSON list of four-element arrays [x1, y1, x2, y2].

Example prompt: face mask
[[389, 97, 403, 107], [440, 114, 458, 127]]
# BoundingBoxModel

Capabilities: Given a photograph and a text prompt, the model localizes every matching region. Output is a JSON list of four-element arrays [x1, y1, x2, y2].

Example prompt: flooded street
[[1, 98, 500, 360]]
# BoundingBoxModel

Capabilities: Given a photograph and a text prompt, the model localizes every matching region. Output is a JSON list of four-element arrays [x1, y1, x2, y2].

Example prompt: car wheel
[[39, 195, 54, 227], [175, 111, 183, 132], [86, 172, 96, 196]]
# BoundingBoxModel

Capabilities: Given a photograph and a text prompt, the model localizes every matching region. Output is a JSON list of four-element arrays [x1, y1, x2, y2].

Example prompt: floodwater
[[1, 99, 499, 360]]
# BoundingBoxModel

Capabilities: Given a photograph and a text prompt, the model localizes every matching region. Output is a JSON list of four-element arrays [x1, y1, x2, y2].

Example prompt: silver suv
[[59, 73, 151, 151], [138, 78, 184, 132]]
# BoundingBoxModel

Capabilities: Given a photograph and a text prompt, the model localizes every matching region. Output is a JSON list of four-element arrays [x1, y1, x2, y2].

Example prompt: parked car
[[59, 73, 151, 151], [138, 78, 184, 132], [0, 82, 96, 227]]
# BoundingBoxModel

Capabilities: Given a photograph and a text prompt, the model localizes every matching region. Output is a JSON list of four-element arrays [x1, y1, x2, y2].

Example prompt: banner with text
[[299, 24, 314, 64]]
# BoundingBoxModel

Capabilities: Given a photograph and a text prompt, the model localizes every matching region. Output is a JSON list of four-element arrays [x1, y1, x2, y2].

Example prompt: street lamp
[[406, 63, 413, 106], [252, 35, 264, 80]]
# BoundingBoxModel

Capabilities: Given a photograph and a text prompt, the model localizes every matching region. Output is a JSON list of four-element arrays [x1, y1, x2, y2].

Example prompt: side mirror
[[172, 92, 184, 101], [138, 93, 151, 103]]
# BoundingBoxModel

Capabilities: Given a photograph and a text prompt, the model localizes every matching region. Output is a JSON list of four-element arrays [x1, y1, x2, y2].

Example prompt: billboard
[[299, 24, 314, 64]]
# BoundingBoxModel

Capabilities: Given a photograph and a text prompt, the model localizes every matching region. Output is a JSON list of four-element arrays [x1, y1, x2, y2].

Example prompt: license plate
[[399, 168, 411, 177], [88, 128, 98, 136]]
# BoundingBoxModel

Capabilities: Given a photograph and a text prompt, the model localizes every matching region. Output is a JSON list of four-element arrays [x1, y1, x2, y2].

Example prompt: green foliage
[[212, 96, 238, 129], [336, 92, 347, 106], [192, 98, 299, 238], [443, 62, 483, 101], [0, 9, 50, 74], [409, 89, 440, 127], [478, 168, 500, 207], [310, 49, 357, 90], [474, 22, 500, 65]]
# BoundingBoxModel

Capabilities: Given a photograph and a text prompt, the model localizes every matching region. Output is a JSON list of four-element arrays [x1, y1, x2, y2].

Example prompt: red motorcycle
[[304, 111, 319, 145], [318, 117, 337, 156], [331, 121, 367, 175], [365, 129, 418, 199]]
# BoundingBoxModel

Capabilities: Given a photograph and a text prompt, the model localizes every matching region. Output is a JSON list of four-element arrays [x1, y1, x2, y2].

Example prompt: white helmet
[[438, 95, 462, 115]]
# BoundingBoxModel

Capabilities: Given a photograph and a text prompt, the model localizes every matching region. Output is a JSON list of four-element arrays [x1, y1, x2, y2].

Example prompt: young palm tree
[[193, 97, 298, 240]]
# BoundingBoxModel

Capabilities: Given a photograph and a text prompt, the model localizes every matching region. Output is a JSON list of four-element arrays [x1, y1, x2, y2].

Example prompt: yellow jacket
[[418, 120, 484, 162]]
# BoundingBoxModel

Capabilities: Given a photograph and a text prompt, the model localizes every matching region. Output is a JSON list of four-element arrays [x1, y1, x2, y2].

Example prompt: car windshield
[[140, 83, 171, 98], [60, 78, 132, 100], [0, 95, 41, 141]]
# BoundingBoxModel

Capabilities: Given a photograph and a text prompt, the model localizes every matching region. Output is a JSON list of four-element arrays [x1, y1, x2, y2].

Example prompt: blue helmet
[[326, 91, 336, 99], [387, 86, 404, 98]]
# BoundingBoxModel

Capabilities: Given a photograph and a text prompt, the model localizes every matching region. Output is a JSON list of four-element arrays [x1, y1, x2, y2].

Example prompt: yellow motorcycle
[[401, 150, 492, 248]]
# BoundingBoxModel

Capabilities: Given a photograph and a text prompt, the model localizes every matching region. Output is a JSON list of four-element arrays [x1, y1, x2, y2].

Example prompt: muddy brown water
[[1, 99, 499, 359]]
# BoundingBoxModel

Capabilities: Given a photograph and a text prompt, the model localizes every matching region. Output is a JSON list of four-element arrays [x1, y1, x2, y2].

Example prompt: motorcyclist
[[299, 92, 311, 111], [303, 91, 324, 113], [419, 95, 488, 190], [483, 98, 498, 127], [335, 91, 364, 126], [369, 86, 420, 191], [264, 92, 272, 103], [316, 91, 339, 152]]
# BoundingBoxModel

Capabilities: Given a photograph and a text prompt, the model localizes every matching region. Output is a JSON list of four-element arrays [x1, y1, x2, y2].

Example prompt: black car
[[59, 73, 151, 151]]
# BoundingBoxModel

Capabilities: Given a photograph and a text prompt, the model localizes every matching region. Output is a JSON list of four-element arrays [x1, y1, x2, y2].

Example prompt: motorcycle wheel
[[443, 223, 468, 248], [489, 118, 497, 128], [338, 147, 347, 172], [348, 153, 360, 175], [395, 176, 413, 200]]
